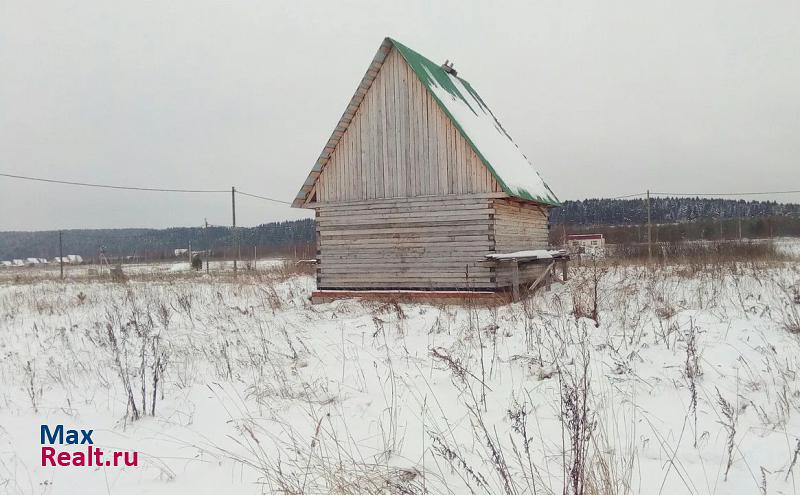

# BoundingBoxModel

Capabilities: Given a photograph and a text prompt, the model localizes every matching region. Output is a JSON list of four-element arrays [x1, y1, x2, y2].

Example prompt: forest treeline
[[549, 197, 800, 225], [0, 219, 315, 261], [1, 198, 798, 259]]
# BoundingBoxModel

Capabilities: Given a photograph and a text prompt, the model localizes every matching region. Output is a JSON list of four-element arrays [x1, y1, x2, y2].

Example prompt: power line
[[3, 170, 796, 203], [235, 190, 292, 205], [651, 189, 800, 197], [0, 172, 229, 193], [583, 189, 800, 200], [0, 171, 292, 204]]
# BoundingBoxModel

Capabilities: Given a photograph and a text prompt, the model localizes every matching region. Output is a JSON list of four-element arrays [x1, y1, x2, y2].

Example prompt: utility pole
[[231, 186, 237, 277], [738, 205, 742, 240], [646, 190, 652, 263], [58, 231, 64, 280], [204, 218, 210, 274]]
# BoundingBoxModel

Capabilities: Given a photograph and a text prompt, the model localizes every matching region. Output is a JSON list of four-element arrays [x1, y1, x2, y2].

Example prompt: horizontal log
[[310, 192, 508, 208], [319, 279, 495, 287], [318, 245, 494, 254], [318, 256, 491, 264], [319, 248, 493, 256], [319, 266, 493, 273], [319, 235, 492, 246], [318, 212, 493, 226], [320, 226, 492, 238], [494, 234, 549, 239], [310, 290, 501, 304], [319, 269, 494, 277], [493, 201, 548, 209], [319, 281, 497, 290], [318, 253, 492, 260], [319, 276, 495, 284], [317, 268, 494, 280], [318, 202, 493, 217], [493, 198, 550, 208], [494, 227, 548, 233], [494, 217, 547, 225]]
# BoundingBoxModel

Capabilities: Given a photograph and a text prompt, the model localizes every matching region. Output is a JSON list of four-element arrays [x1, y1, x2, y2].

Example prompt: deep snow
[[0, 259, 799, 494]]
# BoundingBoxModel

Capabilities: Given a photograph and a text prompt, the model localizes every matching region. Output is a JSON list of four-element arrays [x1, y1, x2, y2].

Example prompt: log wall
[[491, 199, 551, 287], [315, 195, 501, 290]]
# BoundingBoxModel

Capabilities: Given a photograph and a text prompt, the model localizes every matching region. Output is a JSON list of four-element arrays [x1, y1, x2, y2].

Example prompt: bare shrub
[[559, 338, 595, 495], [23, 360, 42, 413], [570, 260, 605, 327], [781, 284, 800, 334], [716, 388, 738, 481], [95, 296, 169, 422], [684, 321, 702, 447]]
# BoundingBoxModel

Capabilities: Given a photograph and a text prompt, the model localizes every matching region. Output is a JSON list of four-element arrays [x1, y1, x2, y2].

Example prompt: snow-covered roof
[[397, 41, 559, 206], [293, 37, 560, 208]]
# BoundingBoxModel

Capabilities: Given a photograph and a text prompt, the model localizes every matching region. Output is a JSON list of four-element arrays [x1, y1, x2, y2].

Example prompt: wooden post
[[204, 218, 210, 274], [511, 260, 520, 301], [646, 190, 652, 263], [59, 231, 64, 280], [231, 186, 237, 277], [561, 258, 568, 281]]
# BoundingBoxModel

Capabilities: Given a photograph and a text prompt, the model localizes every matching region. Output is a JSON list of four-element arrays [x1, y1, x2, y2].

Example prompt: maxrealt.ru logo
[[40, 425, 139, 467]]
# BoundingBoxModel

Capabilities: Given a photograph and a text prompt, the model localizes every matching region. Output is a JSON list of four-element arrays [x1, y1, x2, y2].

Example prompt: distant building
[[66, 255, 83, 264], [25, 258, 40, 266], [566, 234, 605, 256], [37, 258, 48, 264], [12, 259, 24, 267], [174, 249, 189, 257], [0, 261, 11, 267]]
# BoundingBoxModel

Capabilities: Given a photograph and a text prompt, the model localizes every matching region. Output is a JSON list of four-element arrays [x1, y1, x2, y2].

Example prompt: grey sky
[[1, 0, 798, 231]]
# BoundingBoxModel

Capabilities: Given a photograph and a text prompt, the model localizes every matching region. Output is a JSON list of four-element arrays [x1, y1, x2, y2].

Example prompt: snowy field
[[0, 258, 287, 282], [1, 255, 800, 494]]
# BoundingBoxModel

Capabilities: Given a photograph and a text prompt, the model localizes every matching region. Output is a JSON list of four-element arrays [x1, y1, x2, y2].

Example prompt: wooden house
[[293, 38, 561, 297]]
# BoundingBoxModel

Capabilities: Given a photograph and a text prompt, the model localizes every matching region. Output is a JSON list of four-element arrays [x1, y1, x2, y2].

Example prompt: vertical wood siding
[[317, 48, 501, 202]]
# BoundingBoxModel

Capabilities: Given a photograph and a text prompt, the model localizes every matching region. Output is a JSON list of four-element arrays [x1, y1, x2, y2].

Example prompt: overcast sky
[[1, 0, 798, 231]]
